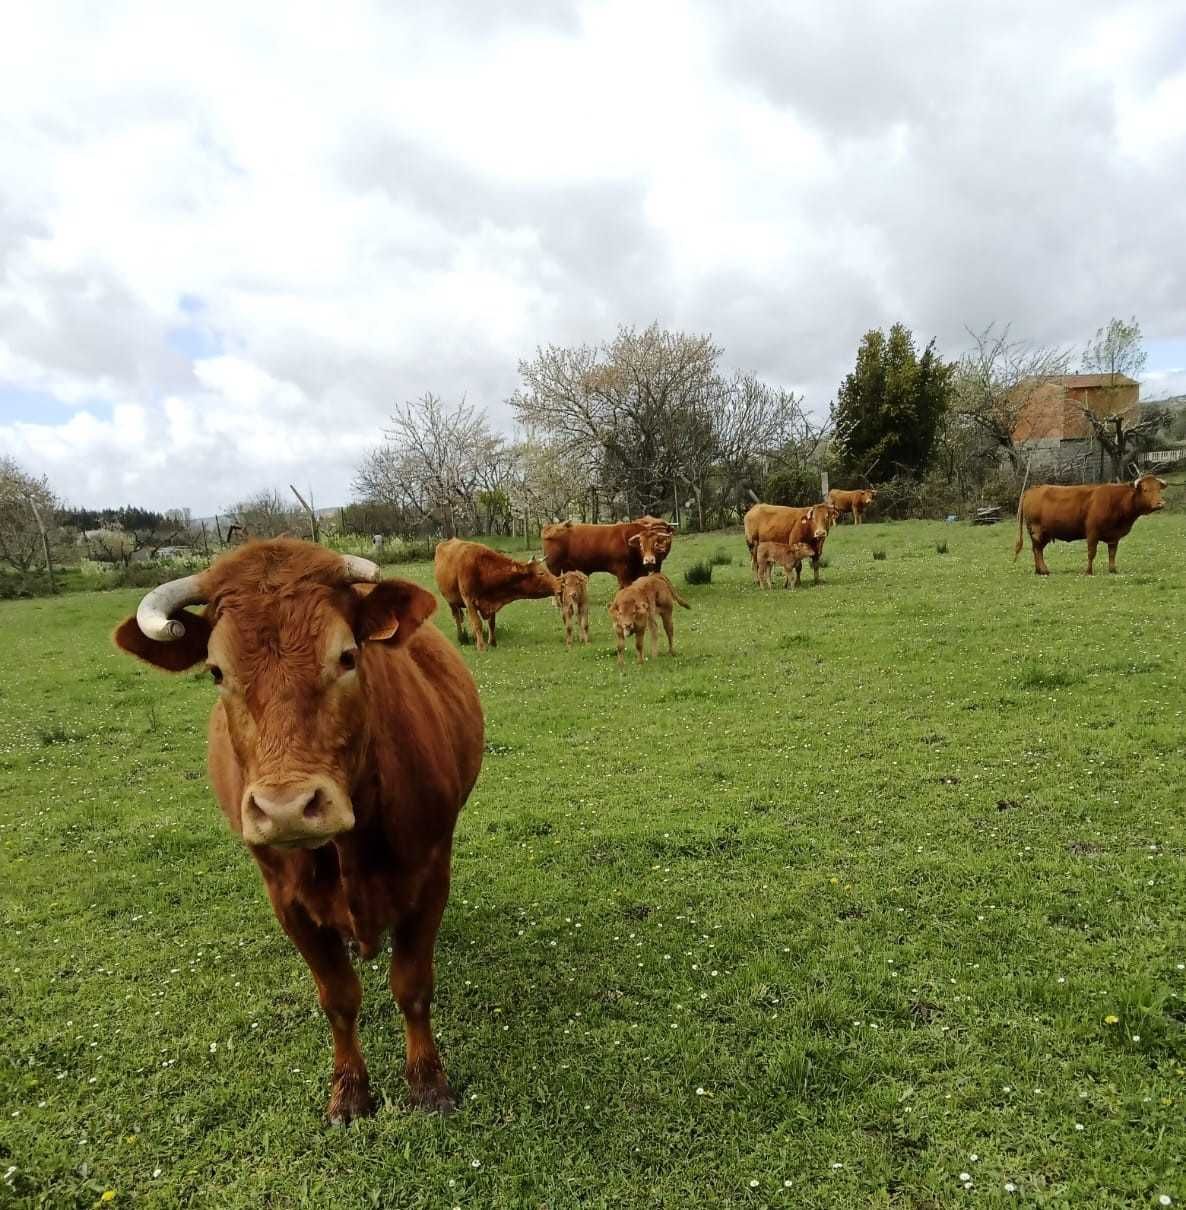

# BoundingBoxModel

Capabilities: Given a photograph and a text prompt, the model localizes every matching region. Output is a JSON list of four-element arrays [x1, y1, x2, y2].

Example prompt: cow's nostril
[[302, 791, 323, 821], [245, 796, 266, 823]]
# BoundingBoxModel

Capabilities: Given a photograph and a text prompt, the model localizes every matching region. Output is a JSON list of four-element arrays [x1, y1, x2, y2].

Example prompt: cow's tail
[[661, 573, 692, 609], [1012, 455, 1033, 562]]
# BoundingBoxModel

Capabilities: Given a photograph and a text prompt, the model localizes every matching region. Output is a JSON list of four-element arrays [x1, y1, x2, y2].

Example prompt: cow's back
[[745, 504, 807, 547], [543, 522, 630, 575]]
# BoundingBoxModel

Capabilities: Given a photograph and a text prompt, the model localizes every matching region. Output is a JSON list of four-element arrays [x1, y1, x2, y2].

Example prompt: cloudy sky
[[2, 0, 1184, 513]]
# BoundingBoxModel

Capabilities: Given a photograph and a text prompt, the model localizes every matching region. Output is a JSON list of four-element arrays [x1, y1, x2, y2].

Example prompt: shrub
[[872, 548, 887, 561], [685, 560, 713, 585], [936, 540, 948, 554], [708, 548, 732, 567]]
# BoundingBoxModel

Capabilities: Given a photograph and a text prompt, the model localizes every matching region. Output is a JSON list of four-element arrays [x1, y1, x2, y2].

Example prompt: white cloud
[[0, 0, 1184, 511]]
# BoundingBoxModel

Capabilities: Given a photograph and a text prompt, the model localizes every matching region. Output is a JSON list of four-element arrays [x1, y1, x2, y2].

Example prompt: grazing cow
[[554, 570, 590, 648], [607, 573, 691, 666], [1013, 475, 1167, 575], [541, 515, 675, 587], [112, 540, 484, 1121], [755, 540, 815, 589], [826, 487, 876, 525], [743, 503, 837, 584], [434, 538, 560, 651]]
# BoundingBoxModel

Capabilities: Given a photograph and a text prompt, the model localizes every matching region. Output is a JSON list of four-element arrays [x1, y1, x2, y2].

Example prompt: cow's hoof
[[408, 1078, 457, 1114], [328, 1072, 375, 1125]]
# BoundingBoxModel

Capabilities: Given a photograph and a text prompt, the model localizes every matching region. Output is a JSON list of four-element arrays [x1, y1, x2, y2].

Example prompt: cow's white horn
[[342, 554, 382, 582], [136, 575, 207, 642]]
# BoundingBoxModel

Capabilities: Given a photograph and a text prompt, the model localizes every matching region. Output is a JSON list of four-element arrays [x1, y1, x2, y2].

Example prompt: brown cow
[[1013, 475, 1167, 575], [755, 540, 815, 589], [826, 487, 876, 524], [541, 515, 675, 587], [112, 540, 483, 1121], [554, 570, 590, 647], [743, 502, 837, 584], [607, 572, 691, 666], [434, 538, 560, 651]]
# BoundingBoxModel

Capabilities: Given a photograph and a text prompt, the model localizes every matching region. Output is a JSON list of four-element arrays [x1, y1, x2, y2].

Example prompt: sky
[[1, 0, 1185, 514]]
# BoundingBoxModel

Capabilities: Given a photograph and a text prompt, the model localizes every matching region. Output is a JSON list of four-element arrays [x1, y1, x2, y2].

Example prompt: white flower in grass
[[749, 1179, 759, 1188], [1158, 1196, 1171, 1206], [1004, 1181, 1017, 1193], [959, 1172, 972, 1182]]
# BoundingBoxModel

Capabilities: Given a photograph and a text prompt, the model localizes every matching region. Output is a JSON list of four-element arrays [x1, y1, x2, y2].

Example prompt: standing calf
[[755, 540, 814, 589], [554, 570, 590, 647], [607, 573, 691, 666]]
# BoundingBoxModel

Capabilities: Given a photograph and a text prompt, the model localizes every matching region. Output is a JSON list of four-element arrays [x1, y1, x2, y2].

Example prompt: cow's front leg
[[811, 554, 821, 584], [1107, 541, 1119, 574], [635, 625, 647, 664], [580, 605, 589, 644], [277, 903, 373, 1124], [486, 611, 498, 647], [390, 861, 455, 1113], [1085, 538, 1098, 575]]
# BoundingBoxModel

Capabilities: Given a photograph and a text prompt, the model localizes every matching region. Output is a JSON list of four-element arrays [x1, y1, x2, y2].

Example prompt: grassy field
[[2, 516, 1185, 1208]]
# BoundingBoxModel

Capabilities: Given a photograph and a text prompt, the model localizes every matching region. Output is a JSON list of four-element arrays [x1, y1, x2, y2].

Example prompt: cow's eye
[[208, 665, 223, 685], [339, 649, 357, 671]]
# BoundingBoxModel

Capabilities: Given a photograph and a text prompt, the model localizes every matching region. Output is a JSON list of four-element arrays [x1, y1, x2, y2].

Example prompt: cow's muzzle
[[240, 777, 355, 848]]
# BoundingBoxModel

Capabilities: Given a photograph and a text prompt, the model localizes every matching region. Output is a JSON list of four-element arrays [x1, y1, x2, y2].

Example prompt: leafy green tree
[[1082, 316, 1146, 383], [833, 324, 954, 480]]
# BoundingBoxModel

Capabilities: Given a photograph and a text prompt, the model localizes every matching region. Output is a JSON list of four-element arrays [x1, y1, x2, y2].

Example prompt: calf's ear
[[352, 579, 437, 646], [113, 611, 212, 672]]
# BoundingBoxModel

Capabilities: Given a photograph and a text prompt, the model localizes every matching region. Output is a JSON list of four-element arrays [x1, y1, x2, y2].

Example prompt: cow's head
[[555, 571, 584, 611], [607, 595, 646, 636], [113, 541, 437, 850], [516, 554, 562, 599], [862, 490, 877, 506], [627, 518, 674, 570], [799, 506, 833, 546], [1134, 474, 1167, 513]]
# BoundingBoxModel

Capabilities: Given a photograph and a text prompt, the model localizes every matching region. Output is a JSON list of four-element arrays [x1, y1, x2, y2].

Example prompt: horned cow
[[113, 540, 484, 1121]]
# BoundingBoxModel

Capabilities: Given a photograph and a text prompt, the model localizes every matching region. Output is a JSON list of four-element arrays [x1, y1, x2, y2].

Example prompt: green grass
[[3, 518, 1186, 1207]]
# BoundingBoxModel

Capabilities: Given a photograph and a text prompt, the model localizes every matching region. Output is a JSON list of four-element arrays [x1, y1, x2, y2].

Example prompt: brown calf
[[554, 570, 590, 647], [1014, 476, 1167, 575], [607, 573, 691, 666], [434, 538, 559, 651], [755, 540, 815, 589], [113, 540, 484, 1122]]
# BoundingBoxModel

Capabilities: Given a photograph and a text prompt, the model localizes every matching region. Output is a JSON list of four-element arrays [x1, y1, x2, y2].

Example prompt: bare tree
[[954, 323, 1071, 471], [225, 489, 302, 540], [512, 324, 723, 516], [354, 394, 502, 536], [1077, 404, 1165, 481], [0, 457, 58, 575]]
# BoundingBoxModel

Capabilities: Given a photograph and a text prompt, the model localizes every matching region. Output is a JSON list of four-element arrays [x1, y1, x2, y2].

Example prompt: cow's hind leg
[[449, 604, 467, 645], [390, 860, 455, 1112], [486, 611, 498, 647], [1028, 525, 1050, 575], [1085, 538, 1098, 576], [277, 903, 373, 1124], [660, 605, 675, 654], [463, 598, 487, 651], [1107, 541, 1119, 574]]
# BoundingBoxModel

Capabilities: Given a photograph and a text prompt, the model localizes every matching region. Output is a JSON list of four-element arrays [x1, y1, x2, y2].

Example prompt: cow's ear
[[352, 579, 437, 646], [627, 533, 641, 546], [113, 611, 211, 672]]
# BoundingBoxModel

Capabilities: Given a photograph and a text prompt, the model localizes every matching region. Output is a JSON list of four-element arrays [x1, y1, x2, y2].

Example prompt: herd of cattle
[[110, 473, 1168, 1122]]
